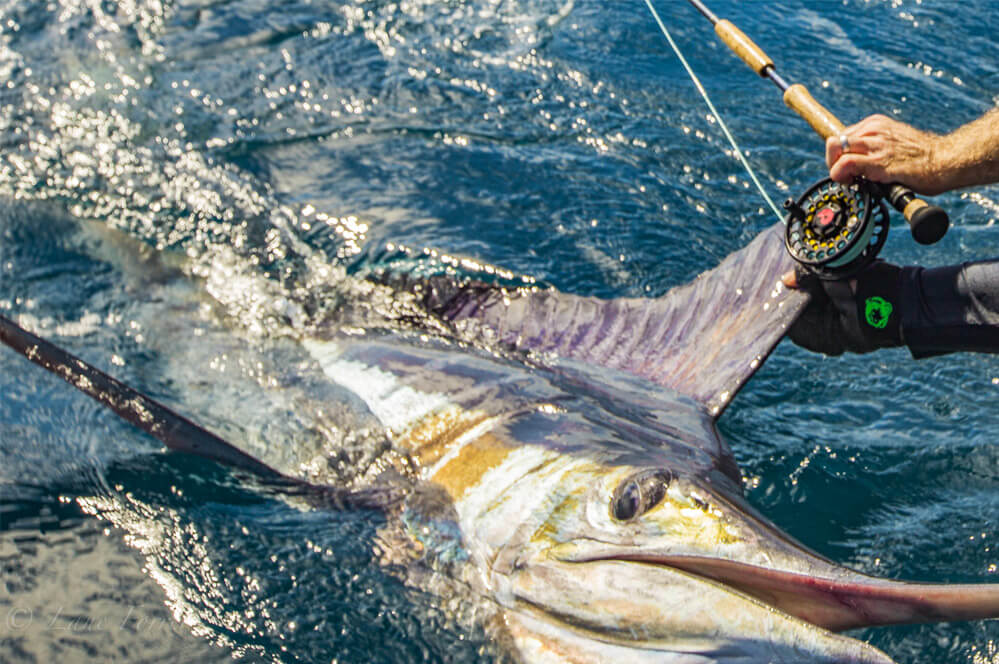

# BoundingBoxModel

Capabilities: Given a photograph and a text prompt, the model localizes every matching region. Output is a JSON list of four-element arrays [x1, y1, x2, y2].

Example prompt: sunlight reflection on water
[[1, 0, 997, 662]]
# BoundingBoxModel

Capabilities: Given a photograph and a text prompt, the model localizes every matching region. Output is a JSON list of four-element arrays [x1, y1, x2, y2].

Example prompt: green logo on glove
[[864, 296, 894, 329]]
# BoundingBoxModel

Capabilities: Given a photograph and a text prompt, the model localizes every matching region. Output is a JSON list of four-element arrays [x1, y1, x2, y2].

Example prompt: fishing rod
[[672, 0, 951, 278]]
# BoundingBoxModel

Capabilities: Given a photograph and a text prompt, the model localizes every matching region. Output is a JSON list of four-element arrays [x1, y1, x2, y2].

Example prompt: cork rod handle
[[695, 0, 949, 243], [714, 20, 772, 76], [781, 86, 947, 242], [782, 84, 844, 139]]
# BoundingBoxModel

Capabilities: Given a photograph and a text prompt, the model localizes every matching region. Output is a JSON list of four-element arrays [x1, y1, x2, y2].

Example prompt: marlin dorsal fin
[[396, 222, 810, 417]]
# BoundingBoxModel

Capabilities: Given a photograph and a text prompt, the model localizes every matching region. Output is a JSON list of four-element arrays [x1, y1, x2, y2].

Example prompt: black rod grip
[[881, 183, 949, 245]]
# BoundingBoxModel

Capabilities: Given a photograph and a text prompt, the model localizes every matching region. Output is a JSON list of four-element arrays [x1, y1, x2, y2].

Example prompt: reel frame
[[783, 177, 890, 280]]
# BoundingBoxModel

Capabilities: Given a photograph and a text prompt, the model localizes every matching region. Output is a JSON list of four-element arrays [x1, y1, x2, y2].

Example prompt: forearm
[[900, 259, 999, 357], [932, 108, 999, 192]]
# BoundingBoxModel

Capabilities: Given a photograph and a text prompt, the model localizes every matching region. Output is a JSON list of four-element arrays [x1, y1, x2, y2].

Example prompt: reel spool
[[784, 177, 889, 280]]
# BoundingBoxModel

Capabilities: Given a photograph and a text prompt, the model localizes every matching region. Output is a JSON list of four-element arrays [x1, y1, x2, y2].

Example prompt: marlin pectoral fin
[[0, 314, 283, 476], [390, 222, 809, 417], [0, 314, 400, 510]]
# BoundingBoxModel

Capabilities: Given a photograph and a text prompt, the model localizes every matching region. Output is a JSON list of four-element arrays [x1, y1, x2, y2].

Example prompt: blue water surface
[[1, 0, 997, 662]]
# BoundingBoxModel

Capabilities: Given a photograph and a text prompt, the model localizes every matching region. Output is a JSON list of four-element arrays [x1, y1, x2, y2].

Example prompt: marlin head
[[490, 449, 999, 663]]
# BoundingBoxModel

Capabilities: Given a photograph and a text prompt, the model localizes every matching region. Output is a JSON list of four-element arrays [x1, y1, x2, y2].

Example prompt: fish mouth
[[506, 556, 898, 664], [585, 552, 999, 632]]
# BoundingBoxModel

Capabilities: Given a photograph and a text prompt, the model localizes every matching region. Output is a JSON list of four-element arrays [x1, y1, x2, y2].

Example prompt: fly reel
[[783, 178, 889, 280]]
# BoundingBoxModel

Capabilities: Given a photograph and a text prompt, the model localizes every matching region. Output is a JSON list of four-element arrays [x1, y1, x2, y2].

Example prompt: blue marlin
[[3, 222, 998, 663]]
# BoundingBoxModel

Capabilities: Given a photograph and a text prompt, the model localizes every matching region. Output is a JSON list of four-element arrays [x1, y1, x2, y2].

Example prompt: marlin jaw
[[504, 558, 897, 664], [598, 552, 999, 633], [496, 466, 999, 661]]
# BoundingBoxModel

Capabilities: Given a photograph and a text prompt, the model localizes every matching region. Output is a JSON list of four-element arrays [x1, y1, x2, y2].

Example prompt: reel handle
[[782, 84, 949, 245], [881, 184, 949, 245]]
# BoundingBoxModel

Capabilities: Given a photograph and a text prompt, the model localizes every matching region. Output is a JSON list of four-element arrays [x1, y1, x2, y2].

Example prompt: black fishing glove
[[788, 261, 903, 355]]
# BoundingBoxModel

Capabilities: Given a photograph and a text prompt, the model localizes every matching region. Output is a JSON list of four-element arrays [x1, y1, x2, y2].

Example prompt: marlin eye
[[612, 470, 672, 521]]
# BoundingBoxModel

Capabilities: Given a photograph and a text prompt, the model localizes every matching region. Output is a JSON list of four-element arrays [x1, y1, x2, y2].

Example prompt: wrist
[[900, 260, 999, 357], [852, 261, 903, 350]]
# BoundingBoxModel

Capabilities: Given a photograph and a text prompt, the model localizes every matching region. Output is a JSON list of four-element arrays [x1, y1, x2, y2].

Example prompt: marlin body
[[302, 339, 900, 663], [291, 223, 999, 663], [4, 222, 998, 662]]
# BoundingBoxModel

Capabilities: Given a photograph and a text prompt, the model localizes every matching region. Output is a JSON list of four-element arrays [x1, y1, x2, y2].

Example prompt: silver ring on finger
[[839, 134, 851, 154]]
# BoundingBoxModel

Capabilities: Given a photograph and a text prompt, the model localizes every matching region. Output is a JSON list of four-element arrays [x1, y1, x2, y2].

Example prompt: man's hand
[[827, 109, 999, 195], [781, 262, 904, 355], [826, 114, 947, 195]]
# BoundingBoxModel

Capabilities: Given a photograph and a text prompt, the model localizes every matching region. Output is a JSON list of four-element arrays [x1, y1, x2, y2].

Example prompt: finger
[[841, 120, 864, 134], [842, 136, 870, 155], [826, 132, 871, 169], [825, 134, 842, 169], [781, 269, 798, 288], [829, 152, 883, 184]]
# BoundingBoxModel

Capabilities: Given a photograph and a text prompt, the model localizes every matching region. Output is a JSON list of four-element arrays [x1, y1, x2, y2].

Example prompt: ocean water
[[1, 0, 997, 662]]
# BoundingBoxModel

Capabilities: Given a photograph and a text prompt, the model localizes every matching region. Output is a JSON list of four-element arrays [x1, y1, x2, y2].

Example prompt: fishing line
[[672, 0, 948, 276], [642, 0, 783, 222]]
